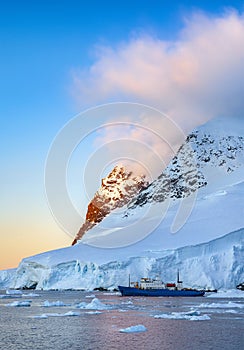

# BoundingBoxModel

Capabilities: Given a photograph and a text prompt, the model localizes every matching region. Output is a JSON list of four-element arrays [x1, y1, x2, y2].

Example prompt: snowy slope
[[0, 228, 243, 290]]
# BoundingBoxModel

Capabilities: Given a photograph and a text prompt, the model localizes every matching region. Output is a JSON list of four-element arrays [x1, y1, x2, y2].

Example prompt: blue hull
[[118, 286, 205, 297]]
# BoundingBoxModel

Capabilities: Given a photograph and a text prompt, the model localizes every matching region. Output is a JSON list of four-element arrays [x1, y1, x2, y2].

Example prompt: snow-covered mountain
[[80, 116, 244, 248], [0, 116, 243, 291], [0, 228, 243, 290], [72, 116, 244, 247]]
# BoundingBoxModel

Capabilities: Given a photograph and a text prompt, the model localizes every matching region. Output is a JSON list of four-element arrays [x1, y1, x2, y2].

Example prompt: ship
[[118, 271, 205, 297]]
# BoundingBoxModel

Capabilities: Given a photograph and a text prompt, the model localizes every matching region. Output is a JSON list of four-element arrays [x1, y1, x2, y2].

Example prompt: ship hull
[[118, 286, 205, 297]]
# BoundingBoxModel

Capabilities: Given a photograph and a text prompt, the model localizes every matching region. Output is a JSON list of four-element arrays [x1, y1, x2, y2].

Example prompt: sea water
[[0, 290, 243, 350]]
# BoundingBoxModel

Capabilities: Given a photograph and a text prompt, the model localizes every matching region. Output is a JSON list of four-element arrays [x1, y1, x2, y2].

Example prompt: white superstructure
[[140, 276, 165, 289]]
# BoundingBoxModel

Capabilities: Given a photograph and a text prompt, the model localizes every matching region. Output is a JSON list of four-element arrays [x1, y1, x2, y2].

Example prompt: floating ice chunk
[[189, 315, 210, 321], [42, 300, 70, 307], [206, 289, 244, 298], [226, 309, 239, 313], [210, 309, 238, 314], [121, 300, 133, 305], [76, 302, 88, 309], [32, 314, 48, 319], [198, 302, 244, 308], [85, 294, 96, 298], [6, 300, 32, 307], [6, 289, 22, 295], [86, 298, 111, 310], [119, 325, 147, 333], [76, 298, 111, 310], [182, 310, 201, 316], [0, 290, 22, 299], [154, 310, 210, 321], [23, 293, 40, 297], [32, 311, 80, 318], [60, 311, 80, 317]]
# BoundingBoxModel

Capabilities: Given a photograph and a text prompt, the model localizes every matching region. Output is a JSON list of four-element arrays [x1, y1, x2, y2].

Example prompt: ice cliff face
[[72, 166, 148, 245], [1, 229, 243, 290]]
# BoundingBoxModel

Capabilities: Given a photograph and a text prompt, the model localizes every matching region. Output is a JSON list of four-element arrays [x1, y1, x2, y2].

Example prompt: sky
[[1, 0, 244, 269]]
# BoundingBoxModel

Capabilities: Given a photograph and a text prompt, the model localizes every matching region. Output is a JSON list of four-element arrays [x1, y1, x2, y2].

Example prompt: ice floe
[[23, 292, 40, 297], [103, 292, 120, 296], [6, 300, 32, 307], [6, 289, 22, 295], [206, 289, 244, 298], [210, 309, 238, 314], [121, 300, 133, 305], [85, 294, 96, 298], [154, 310, 210, 321], [32, 314, 48, 319], [32, 311, 80, 318], [198, 301, 244, 309], [119, 325, 147, 333], [42, 300, 70, 307], [0, 294, 13, 299], [0, 290, 23, 298]]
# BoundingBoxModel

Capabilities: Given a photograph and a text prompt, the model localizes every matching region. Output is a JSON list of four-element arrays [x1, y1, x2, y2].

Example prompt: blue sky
[[1, 0, 244, 269]]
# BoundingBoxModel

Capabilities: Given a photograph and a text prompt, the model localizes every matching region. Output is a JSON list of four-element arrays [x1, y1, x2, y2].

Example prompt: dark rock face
[[127, 142, 207, 209], [126, 132, 244, 211], [72, 166, 148, 245]]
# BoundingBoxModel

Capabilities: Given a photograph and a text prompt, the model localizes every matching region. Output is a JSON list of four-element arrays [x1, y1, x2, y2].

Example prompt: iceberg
[[76, 298, 111, 310]]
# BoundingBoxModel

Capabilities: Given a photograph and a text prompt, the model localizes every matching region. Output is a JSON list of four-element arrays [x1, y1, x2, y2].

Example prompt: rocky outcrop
[[126, 132, 244, 211], [72, 166, 148, 245]]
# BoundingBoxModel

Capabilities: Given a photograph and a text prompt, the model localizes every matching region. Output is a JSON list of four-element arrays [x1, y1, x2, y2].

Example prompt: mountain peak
[[72, 165, 148, 245]]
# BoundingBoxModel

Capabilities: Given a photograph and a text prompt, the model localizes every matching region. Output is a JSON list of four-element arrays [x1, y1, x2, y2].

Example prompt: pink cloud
[[72, 10, 244, 133]]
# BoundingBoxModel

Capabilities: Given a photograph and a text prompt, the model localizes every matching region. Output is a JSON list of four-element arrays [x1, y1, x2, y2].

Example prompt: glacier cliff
[[0, 228, 243, 290]]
